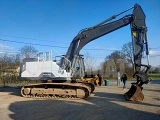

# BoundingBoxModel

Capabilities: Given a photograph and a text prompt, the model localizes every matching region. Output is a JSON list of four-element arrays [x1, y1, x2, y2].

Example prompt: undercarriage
[[21, 82, 94, 99]]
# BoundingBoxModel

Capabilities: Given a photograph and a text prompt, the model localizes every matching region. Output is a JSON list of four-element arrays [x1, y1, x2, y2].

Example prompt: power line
[[0, 38, 120, 51], [0, 38, 68, 48], [150, 55, 160, 57], [0, 34, 69, 44], [2, 38, 160, 56], [84, 48, 119, 51], [149, 47, 160, 49]]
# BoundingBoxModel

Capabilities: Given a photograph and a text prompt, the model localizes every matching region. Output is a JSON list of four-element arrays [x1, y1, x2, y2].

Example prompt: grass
[[148, 74, 160, 80]]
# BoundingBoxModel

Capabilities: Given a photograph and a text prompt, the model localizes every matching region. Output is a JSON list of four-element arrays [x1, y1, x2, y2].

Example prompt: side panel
[[21, 61, 71, 81]]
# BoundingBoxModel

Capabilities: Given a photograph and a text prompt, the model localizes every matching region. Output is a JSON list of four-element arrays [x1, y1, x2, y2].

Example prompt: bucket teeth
[[124, 84, 144, 101]]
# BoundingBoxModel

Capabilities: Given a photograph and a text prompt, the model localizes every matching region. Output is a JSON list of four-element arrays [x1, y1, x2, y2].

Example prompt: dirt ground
[[0, 80, 160, 120]]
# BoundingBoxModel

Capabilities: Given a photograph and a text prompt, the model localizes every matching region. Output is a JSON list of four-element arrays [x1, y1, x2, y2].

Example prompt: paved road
[[0, 81, 160, 120]]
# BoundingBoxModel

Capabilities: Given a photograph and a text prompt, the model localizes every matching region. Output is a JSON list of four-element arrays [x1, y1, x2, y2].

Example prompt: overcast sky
[[0, 0, 160, 67]]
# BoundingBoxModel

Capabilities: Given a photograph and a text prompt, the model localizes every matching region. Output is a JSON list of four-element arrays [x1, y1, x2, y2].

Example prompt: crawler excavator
[[20, 4, 151, 101]]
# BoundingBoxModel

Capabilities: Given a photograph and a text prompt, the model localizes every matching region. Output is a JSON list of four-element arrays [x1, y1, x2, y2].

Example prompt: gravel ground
[[0, 80, 160, 120]]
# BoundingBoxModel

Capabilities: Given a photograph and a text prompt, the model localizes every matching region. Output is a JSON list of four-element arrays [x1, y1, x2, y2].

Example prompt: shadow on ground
[[150, 80, 160, 84], [0, 84, 159, 120], [94, 91, 160, 107], [144, 88, 160, 93], [0, 86, 22, 96], [8, 91, 160, 120]]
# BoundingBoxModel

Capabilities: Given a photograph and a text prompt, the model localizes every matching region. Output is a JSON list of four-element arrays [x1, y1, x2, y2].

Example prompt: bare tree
[[100, 61, 107, 78], [151, 65, 160, 73], [105, 51, 125, 72], [101, 42, 135, 79], [19, 45, 38, 58], [0, 53, 22, 84], [121, 42, 134, 71], [84, 52, 96, 72]]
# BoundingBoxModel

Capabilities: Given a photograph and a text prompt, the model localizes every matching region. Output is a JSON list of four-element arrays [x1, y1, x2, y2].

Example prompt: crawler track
[[21, 83, 91, 99]]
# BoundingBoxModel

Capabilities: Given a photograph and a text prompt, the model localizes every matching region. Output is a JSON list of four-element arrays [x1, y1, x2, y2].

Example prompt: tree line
[[0, 45, 37, 85], [0, 43, 160, 85], [85, 42, 160, 79]]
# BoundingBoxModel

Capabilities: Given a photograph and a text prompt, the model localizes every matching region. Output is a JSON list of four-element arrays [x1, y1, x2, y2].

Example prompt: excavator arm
[[63, 15, 133, 77], [63, 4, 150, 78], [62, 4, 151, 101], [66, 14, 133, 61]]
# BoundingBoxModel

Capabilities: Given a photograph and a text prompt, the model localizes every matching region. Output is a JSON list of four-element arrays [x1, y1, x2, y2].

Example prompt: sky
[[0, 0, 160, 67]]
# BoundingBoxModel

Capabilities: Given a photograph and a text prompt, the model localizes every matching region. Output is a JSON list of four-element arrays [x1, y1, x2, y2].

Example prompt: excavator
[[20, 3, 151, 101]]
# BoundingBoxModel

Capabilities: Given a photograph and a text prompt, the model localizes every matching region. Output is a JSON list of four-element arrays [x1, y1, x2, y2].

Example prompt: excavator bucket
[[124, 84, 144, 101]]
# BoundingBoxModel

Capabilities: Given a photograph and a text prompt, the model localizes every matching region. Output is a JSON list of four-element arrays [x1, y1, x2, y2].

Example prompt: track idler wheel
[[124, 84, 144, 101], [84, 83, 95, 93]]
